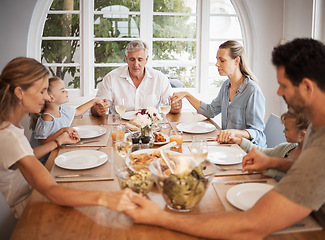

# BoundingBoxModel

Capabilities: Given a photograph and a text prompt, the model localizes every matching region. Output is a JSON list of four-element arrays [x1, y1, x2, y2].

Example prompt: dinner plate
[[226, 183, 274, 210], [120, 111, 138, 120], [207, 146, 245, 165], [176, 122, 216, 134], [55, 150, 108, 170], [73, 125, 107, 139], [153, 132, 170, 145]]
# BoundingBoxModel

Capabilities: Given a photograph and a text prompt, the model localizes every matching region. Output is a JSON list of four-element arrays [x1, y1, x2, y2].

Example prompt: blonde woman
[[172, 40, 266, 146], [0, 57, 136, 218]]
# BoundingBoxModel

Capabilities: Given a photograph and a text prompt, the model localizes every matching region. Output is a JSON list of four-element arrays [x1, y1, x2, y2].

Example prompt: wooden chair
[[264, 113, 286, 148], [0, 192, 17, 240]]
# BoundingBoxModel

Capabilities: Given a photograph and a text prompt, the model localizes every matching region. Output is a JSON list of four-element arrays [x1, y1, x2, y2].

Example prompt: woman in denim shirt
[[172, 40, 266, 147]]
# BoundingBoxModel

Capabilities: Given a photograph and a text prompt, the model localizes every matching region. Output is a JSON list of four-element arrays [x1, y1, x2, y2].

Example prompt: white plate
[[207, 146, 245, 165], [153, 132, 170, 145], [54, 150, 108, 170], [176, 122, 216, 134], [120, 111, 138, 120], [73, 125, 107, 139], [226, 183, 274, 210]]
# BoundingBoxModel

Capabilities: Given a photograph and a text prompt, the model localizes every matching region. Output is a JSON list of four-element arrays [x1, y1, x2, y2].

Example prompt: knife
[[55, 174, 101, 178], [224, 180, 268, 185], [112, 114, 116, 122]]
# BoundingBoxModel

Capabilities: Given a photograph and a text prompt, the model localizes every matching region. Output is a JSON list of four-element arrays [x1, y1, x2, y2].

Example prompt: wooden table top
[[10, 112, 325, 240]]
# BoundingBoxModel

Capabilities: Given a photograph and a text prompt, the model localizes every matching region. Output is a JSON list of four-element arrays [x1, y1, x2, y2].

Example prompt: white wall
[[0, 0, 317, 137]]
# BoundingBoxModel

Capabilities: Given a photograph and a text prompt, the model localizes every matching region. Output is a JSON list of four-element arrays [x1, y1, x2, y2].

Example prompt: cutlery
[[112, 114, 116, 122], [224, 180, 267, 185], [78, 140, 100, 145], [156, 141, 177, 151], [216, 165, 242, 171], [55, 174, 101, 178]]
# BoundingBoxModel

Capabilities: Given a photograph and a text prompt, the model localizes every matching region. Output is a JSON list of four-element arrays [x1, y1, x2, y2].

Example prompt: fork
[[216, 165, 242, 171]]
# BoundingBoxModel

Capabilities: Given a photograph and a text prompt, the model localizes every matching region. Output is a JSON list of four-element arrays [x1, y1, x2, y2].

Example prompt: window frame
[[28, 0, 252, 104]]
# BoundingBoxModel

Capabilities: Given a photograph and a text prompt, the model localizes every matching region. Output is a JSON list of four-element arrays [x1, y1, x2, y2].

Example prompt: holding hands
[[93, 99, 109, 116], [242, 148, 270, 173]]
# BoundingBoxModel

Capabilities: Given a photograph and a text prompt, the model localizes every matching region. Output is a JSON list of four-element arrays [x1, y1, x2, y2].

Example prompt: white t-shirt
[[0, 123, 34, 217], [96, 65, 172, 112]]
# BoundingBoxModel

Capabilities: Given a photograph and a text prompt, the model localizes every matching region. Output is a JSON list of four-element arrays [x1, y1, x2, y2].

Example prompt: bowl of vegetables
[[149, 157, 217, 212], [116, 166, 154, 195]]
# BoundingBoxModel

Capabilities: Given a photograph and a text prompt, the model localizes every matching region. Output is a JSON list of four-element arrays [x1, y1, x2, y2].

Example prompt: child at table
[[29, 77, 105, 164], [229, 111, 310, 181]]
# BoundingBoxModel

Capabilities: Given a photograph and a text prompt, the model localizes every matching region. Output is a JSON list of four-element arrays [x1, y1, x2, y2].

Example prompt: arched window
[[28, 0, 251, 103]]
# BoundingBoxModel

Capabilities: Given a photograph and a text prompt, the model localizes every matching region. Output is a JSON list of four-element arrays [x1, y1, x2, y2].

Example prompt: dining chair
[[264, 113, 286, 148], [0, 192, 17, 240]]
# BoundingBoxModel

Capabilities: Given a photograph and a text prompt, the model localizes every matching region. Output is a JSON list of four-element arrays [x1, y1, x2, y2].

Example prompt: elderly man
[[91, 40, 182, 116], [124, 38, 325, 239]]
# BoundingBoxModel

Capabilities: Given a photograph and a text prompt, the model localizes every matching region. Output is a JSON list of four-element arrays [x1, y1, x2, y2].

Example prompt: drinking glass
[[111, 125, 126, 142], [159, 97, 171, 128], [114, 98, 126, 120], [115, 134, 133, 159], [189, 137, 208, 163], [169, 129, 183, 148]]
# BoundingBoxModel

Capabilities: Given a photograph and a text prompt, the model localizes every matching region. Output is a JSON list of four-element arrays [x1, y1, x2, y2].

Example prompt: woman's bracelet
[[54, 139, 61, 148]]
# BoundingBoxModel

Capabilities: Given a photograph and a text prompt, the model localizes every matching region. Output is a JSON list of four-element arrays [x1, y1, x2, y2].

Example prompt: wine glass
[[115, 134, 133, 160], [114, 98, 126, 121], [189, 137, 208, 163], [159, 97, 171, 128]]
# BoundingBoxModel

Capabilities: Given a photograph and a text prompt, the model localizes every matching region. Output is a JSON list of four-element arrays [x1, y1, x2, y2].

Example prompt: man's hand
[[91, 99, 109, 116], [242, 148, 271, 173], [170, 97, 182, 113]]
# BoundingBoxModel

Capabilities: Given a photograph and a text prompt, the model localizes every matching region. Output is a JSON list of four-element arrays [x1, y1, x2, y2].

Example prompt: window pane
[[50, 0, 80, 10], [48, 66, 80, 89], [152, 41, 196, 61], [94, 41, 129, 63], [209, 16, 242, 39], [154, 0, 196, 13], [43, 14, 79, 37], [94, 14, 140, 38], [153, 16, 196, 38], [94, 0, 140, 12], [154, 66, 195, 88], [94, 66, 119, 89], [210, 0, 236, 14], [41, 40, 80, 64]]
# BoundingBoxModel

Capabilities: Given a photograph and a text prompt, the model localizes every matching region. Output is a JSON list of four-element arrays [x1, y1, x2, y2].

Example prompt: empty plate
[[176, 122, 216, 134], [73, 125, 107, 139], [207, 146, 245, 165]]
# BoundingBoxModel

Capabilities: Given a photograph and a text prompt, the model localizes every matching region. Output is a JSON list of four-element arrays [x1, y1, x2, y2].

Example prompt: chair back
[[0, 193, 17, 240], [264, 113, 286, 148]]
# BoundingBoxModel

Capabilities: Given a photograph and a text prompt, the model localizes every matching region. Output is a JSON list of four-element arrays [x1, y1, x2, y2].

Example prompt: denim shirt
[[198, 77, 266, 147]]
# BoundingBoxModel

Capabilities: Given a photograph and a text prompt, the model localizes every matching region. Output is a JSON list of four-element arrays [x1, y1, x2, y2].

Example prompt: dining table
[[10, 112, 325, 240]]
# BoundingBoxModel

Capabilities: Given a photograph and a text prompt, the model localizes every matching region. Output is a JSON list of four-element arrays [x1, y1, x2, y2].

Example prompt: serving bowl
[[116, 166, 154, 195], [149, 157, 217, 212]]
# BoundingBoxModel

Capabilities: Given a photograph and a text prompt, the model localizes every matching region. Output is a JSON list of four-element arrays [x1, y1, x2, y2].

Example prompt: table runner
[[212, 181, 322, 234], [51, 147, 114, 182]]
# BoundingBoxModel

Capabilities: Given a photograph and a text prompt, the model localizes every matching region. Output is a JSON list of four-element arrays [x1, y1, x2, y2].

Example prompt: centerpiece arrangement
[[132, 107, 162, 144]]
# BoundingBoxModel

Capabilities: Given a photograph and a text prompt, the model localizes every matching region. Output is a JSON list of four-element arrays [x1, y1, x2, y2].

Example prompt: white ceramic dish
[[54, 150, 108, 170], [226, 183, 274, 210], [176, 122, 216, 134], [73, 125, 107, 139], [207, 146, 245, 165], [153, 132, 170, 145], [120, 111, 138, 120]]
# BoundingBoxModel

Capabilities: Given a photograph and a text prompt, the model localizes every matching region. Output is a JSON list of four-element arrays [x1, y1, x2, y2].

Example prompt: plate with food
[[73, 125, 107, 139], [153, 132, 170, 145]]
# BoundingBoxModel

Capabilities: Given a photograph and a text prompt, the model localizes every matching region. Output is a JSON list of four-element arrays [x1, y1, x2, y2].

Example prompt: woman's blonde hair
[[29, 76, 62, 130], [0, 57, 49, 127], [219, 40, 257, 82]]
